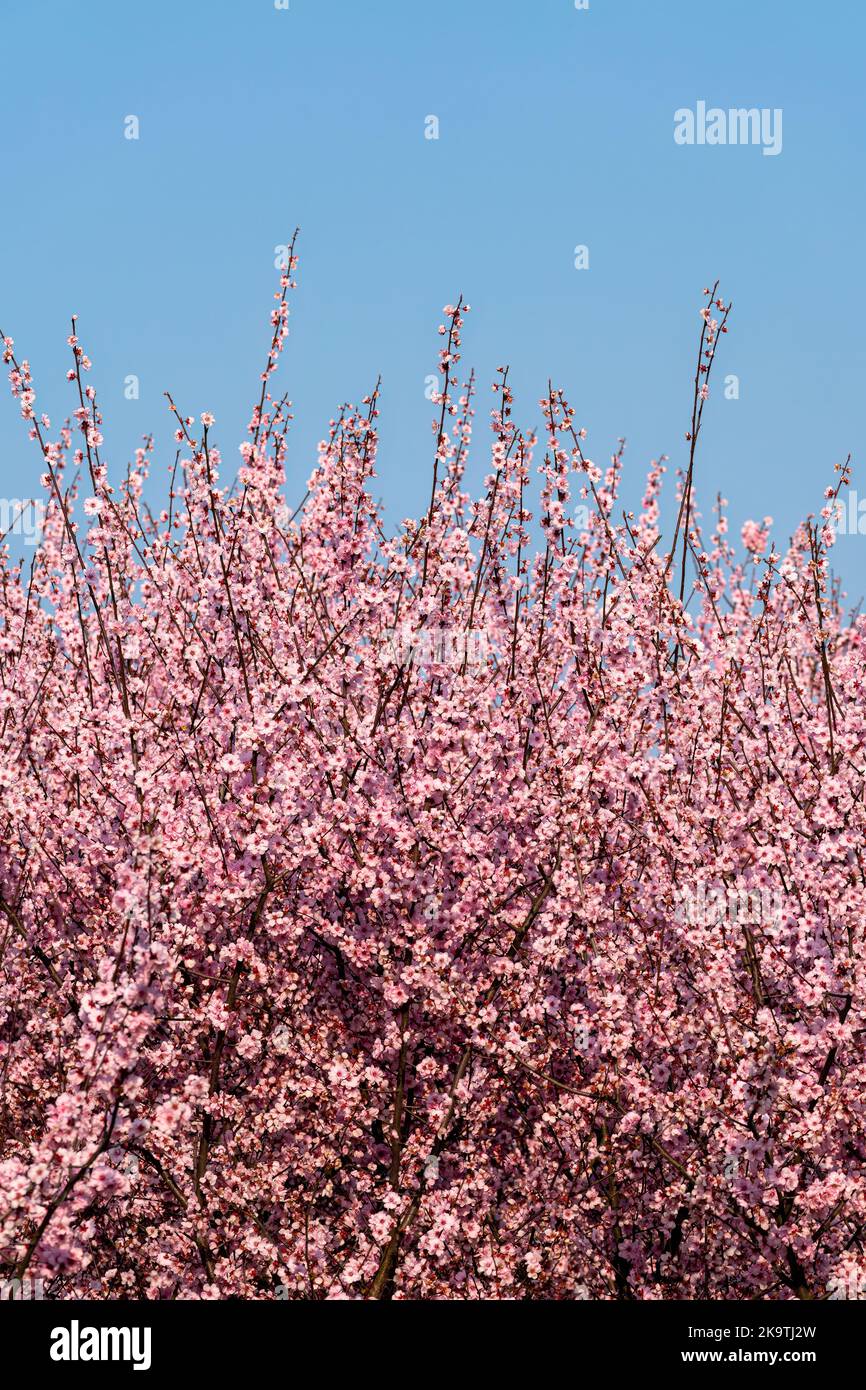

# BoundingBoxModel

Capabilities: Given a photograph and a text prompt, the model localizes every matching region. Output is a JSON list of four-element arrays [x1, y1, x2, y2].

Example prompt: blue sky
[[1, 0, 864, 599]]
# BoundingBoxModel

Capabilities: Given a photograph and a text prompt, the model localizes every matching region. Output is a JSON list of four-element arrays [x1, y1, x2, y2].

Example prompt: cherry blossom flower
[[0, 260, 862, 1303]]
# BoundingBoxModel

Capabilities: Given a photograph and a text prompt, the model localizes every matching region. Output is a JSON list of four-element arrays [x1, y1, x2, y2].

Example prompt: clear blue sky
[[1, 0, 864, 598]]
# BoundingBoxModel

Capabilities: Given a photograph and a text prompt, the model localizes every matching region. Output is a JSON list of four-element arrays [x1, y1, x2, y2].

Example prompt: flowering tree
[[0, 251, 864, 1302]]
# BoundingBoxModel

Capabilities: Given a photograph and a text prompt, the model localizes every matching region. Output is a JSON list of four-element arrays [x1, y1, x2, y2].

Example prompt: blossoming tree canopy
[[0, 255, 864, 1301]]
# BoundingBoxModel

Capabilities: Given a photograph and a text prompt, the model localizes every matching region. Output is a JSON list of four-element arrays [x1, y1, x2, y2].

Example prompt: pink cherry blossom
[[0, 260, 863, 1302]]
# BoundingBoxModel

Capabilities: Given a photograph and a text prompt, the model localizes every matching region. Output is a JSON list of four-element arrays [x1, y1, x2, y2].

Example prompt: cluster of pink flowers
[[0, 266, 863, 1301]]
